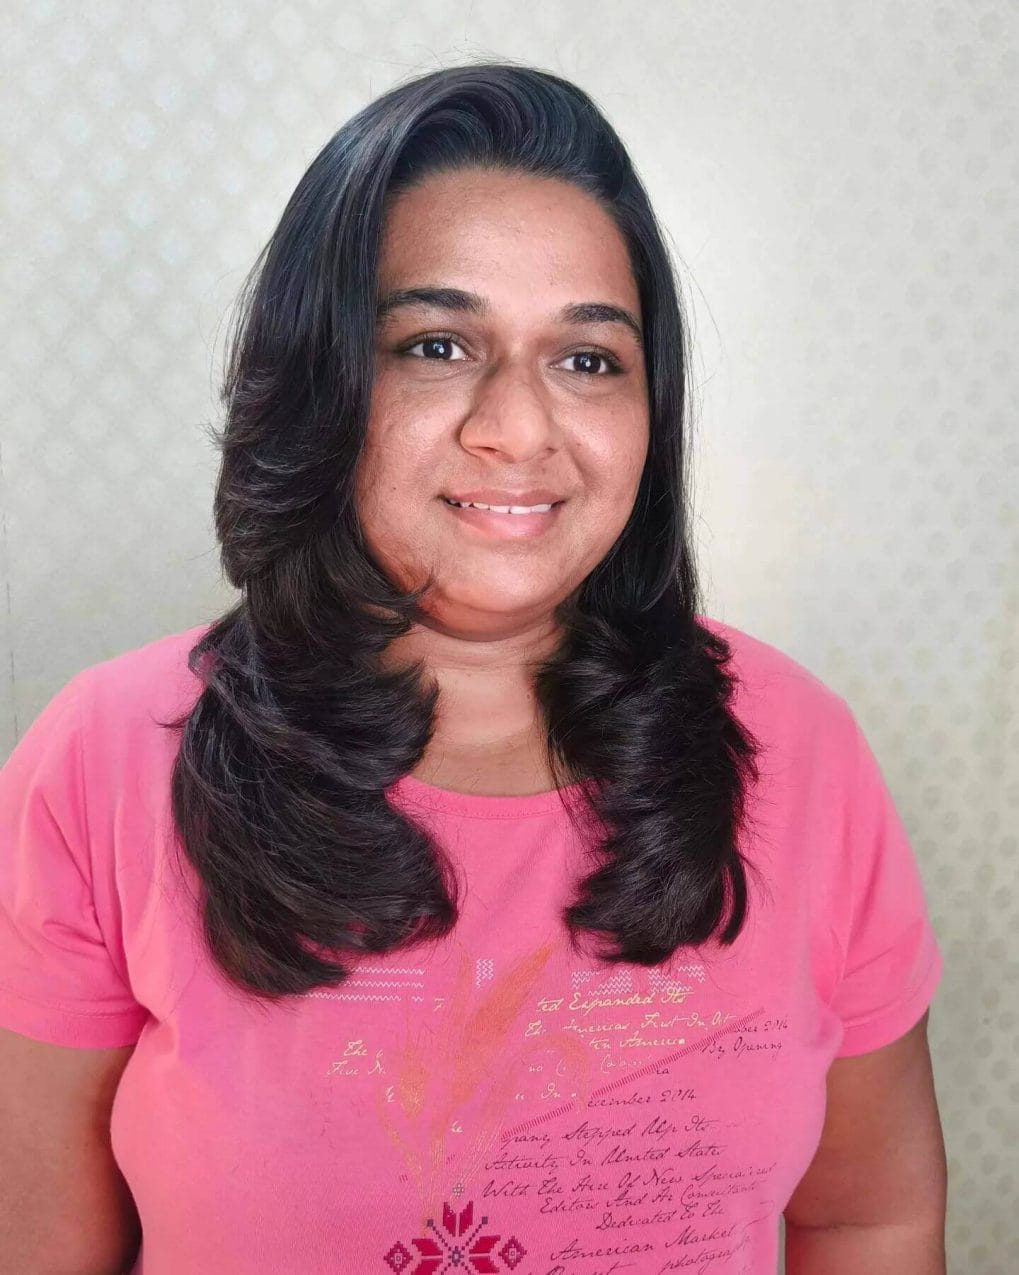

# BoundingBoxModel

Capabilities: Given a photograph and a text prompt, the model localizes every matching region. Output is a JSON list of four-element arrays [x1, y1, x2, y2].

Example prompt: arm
[[0, 1027, 141, 1275], [783, 1010, 946, 1274]]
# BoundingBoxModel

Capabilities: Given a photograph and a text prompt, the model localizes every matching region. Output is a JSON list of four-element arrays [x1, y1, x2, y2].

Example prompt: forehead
[[377, 168, 639, 309]]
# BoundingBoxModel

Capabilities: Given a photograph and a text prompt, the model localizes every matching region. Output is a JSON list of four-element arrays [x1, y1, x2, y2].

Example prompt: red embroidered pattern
[[383, 1201, 526, 1273]]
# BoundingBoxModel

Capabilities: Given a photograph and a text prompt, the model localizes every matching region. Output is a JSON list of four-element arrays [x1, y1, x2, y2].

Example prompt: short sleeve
[[827, 703, 944, 1057], [0, 667, 147, 1048]]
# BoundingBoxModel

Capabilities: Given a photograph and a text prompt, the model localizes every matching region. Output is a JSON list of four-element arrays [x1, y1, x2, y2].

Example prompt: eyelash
[[397, 331, 625, 375]]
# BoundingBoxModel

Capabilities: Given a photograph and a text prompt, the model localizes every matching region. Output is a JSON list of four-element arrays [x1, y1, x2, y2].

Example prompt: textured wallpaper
[[2, 2, 1016, 1270]]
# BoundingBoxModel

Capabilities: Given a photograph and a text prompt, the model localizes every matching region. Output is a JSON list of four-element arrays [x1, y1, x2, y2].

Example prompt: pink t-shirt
[[0, 617, 943, 1274]]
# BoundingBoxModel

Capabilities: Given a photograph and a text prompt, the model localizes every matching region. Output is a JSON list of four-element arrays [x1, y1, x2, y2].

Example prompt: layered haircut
[[164, 60, 765, 1002]]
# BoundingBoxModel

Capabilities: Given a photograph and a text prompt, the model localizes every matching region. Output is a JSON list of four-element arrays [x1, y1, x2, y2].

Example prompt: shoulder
[[695, 613, 857, 753], [4, 622, 211, 785], [67, 622, 214, 765]]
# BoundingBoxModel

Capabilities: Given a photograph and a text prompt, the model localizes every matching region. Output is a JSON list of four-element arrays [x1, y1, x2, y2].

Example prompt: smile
[[439, 497, 564, 540], [443, 498, 555, 514]]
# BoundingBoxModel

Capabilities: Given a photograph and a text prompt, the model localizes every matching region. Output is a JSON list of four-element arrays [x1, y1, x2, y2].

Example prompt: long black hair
[[164, 59, 764, 1002]]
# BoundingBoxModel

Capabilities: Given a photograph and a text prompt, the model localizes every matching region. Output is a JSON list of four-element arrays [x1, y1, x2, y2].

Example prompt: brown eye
[[559, 350, 623, 376], [401, 334, 467, 361]]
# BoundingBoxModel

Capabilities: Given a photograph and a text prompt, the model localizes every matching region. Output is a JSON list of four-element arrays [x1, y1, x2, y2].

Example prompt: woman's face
[[356, 166, 650, 639]]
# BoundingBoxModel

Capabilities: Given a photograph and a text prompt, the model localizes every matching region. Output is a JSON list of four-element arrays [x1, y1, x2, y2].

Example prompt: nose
[[457, 358, 559, 463]]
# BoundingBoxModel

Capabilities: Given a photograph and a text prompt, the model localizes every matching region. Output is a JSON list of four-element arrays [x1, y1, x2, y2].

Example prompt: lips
[[441, 498, 563, 540], [442, 488, 565, 506]]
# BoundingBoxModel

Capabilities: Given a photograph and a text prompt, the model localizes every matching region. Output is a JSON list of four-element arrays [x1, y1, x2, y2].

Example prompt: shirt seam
[[0, 977, 147, 1021], [391, 799, 572, 820], [73, 662, 159, 1001]]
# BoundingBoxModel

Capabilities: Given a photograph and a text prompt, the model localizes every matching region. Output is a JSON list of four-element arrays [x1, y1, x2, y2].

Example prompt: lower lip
[[441, 500, 564, 539]]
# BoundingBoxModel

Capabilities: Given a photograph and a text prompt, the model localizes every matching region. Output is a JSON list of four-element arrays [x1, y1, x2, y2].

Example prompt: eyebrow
[[375, 285, 644, 348]]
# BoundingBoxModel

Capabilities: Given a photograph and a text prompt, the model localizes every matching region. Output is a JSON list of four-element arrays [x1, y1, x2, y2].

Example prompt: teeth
[[446, 499, 554, 514]]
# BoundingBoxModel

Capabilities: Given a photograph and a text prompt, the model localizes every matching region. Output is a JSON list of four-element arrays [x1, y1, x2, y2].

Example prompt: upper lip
[[443, 488, 565, 505]]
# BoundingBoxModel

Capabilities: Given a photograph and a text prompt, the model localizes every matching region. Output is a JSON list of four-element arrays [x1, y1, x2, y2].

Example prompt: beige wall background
[[2, 2, 1016, 1269]]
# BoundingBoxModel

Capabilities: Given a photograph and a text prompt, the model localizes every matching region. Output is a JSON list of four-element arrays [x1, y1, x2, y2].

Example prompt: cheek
[[355, 439, 416, 553], [581, 418, 649, 507], [358, 475, 421, 549], [357, 400, 428, 515], [354, 431, 452, 594]]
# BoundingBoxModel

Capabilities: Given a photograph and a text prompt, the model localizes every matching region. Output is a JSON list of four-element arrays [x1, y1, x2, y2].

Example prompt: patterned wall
[[2, 2, 1016, 1270]]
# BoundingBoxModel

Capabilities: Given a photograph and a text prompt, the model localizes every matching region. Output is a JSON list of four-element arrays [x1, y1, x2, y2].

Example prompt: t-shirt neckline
[[386, 771, 593, 819]]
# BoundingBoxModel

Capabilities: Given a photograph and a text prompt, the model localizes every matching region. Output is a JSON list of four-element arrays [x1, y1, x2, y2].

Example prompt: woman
[[0, 62, 946, 1273]]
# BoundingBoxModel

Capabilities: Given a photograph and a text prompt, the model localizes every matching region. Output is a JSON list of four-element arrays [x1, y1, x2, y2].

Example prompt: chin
[[421, 586, 561, 632]]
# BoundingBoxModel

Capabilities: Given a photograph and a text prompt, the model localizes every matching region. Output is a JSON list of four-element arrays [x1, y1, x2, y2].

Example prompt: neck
[[382, 612, 561, 759]]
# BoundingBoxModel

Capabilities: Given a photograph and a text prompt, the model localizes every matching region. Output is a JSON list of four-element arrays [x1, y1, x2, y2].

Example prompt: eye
[[397, 333, 624, 376], [400, 334, 467, 361], [557, 350, 624, 376]]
